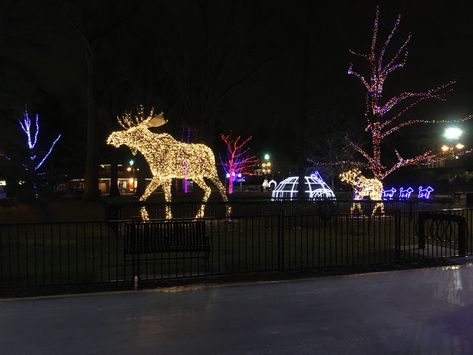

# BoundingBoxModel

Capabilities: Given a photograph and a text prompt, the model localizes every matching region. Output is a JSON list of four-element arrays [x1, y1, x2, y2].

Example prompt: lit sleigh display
[[107, 108, 229, 220]]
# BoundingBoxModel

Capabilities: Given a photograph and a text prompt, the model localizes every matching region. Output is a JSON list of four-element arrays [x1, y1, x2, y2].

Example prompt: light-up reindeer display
[[107, 108, 229, 220], [339, 168, 384, 215]]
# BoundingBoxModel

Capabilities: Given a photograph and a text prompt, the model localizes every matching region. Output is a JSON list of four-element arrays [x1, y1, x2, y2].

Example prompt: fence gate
[[417, 212, 467, 258]]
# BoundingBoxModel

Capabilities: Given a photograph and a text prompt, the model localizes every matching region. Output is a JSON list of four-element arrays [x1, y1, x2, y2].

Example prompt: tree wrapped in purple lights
[[347, 6, 471, 182], [220, 133, 258, 194], [18, 110, 61, 197]]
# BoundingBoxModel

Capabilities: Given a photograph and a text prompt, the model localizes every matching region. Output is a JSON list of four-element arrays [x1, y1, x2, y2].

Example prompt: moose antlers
[[117, 106, 168, 129]]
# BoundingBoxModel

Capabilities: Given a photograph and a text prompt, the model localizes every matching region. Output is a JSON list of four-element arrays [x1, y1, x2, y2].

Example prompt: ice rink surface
[[1, 265, 472, 354]]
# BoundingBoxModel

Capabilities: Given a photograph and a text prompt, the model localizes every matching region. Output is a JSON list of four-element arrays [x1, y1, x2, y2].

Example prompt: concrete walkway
[[1, 265, 473, 354]]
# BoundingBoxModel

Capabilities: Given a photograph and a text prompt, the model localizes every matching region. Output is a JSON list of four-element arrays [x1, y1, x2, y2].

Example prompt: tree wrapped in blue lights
[[18, 110, 61, 198], [220, 133, 257, 194]]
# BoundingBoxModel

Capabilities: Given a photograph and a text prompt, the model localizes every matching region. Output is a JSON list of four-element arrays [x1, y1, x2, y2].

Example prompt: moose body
[[107, 111, 228, 219], [339, 168, 384, 215]]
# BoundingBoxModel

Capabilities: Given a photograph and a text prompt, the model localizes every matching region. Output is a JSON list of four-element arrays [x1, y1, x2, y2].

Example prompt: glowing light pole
[[261, 154, 271, 176], [127, 159, 136, 192], [261, 153, 272, 191], [441, 127, 465, 159], [441, 126, 465, 197]]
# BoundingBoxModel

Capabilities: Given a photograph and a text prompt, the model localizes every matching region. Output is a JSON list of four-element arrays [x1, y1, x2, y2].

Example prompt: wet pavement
[[1, 265, 473, 354]]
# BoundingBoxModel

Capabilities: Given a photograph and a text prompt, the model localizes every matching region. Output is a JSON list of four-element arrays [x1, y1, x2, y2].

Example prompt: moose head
[[106, 107, 167, 155], [339, 168, 362, 186]]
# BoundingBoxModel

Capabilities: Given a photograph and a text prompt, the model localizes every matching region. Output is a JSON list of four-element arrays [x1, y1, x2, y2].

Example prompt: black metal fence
[[109, 199, 456, 220], [1, 205, 472, 292]]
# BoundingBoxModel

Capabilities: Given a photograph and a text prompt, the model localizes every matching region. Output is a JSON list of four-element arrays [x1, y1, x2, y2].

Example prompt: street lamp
[[444, 127, 462, 140], [440, 127, 466, 160], [128, 159, 136, 192], [261, 153, 272, 176]]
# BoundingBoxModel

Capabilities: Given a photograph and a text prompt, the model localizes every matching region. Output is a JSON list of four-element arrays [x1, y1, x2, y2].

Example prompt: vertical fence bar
[[395, 210, 401, 264], [278, 211, 284, 272]]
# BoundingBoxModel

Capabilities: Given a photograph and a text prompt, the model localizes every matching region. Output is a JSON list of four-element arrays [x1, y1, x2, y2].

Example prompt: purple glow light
[[399, 187, 414, 199], [418, 186, 434, 199], [381, 187, 396, 200], [18, 110, 61, 172]]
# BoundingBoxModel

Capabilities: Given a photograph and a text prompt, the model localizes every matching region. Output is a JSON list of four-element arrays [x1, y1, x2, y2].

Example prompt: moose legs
[[139, 177, 173, 220], [193, 176, 211, 218], [371, 202, 384, 215], [209, 176, 231, 217], [161, 180, 173, 219]]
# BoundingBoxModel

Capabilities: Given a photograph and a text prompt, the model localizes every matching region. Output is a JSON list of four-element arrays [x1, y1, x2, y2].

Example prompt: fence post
[[130, 221, 140, 286], [278, 210, 285, 272], [458, 216, 466, 257], [394, 210, 401, 263], [417, 213, 426, 250]]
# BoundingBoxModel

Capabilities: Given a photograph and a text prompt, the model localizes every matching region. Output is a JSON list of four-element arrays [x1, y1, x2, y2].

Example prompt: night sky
[[1, 0, 473, 181]]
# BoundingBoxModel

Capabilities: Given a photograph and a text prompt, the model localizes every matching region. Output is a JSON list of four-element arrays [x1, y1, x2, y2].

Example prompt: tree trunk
[[109, 150, 120, 197], [297, 1, 311, 201], [135, 154, 146, 197], [83, 53, 99, 200]]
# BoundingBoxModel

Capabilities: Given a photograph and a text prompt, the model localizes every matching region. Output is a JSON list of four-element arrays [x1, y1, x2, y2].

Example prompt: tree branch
[[346, 136, 374, 165]]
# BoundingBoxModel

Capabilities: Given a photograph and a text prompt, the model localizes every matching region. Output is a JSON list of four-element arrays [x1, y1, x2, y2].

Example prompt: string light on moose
[[339, 169, 384, 215], [107, 107, 229, 220]]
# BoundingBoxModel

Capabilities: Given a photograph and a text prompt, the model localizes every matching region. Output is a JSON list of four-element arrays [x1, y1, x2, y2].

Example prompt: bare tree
[[63, 0, 138, 200], [156, 1, 274, 145], [347, 6, 471, 182]]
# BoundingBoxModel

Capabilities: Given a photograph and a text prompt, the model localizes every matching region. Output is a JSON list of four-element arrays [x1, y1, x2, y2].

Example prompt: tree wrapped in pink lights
[[220, 133, 258, 194], [347, 6, 471, 182]]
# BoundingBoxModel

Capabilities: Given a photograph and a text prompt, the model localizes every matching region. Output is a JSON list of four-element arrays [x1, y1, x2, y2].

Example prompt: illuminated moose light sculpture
[[107, 108, 229, 220], [339, 168, 384, 215]]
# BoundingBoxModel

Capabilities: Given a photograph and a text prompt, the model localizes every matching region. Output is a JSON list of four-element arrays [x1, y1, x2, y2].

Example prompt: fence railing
[[108, 199, 457, 220], [1, 206, 471, 292]]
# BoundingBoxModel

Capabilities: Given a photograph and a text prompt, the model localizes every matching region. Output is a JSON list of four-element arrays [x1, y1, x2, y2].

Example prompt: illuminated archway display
[[271, 172, 335, 201], [339, 169, 384, 215], [107, 108, 229, 220]]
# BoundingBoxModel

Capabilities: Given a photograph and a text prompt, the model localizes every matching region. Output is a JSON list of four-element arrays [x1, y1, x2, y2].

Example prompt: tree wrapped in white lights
[[346, 6, 471, 183], [107, 107, 229, 220]]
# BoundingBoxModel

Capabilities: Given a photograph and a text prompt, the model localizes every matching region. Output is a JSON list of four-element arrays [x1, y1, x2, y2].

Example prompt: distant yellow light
[[441, 145, 450, 152], [456, 143, 465, 150], [128, 178, 134, 185], [126, 167, 132, 172]]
